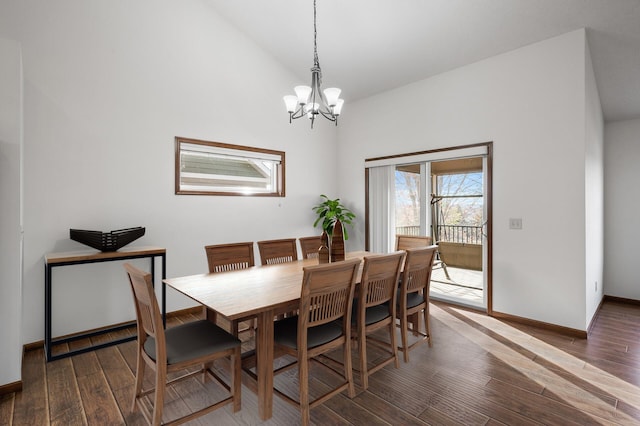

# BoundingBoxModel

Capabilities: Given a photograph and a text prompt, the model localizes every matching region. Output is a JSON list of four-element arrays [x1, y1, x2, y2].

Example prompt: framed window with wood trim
[[175, 137, 285, 196]]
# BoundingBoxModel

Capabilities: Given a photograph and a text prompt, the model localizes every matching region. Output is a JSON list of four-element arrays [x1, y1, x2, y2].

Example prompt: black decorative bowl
[[70, 227, 145, 252]]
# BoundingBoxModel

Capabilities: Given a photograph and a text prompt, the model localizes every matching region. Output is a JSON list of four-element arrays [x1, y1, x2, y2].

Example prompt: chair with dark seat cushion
[[396, 245, 438, 362], [272, 258, 360, 426], [352, 251, 405, 390], [395, 234, 432, 250], [298, 235, 322, 259], [396, 235, 450, 279], [204, 241, 256, 337], [258, 238, 300, 319], [124, 263, 241, 425]]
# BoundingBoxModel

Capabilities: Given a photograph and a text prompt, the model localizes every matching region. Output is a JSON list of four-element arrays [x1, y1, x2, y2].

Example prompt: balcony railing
[[396, 225, 483, 245]]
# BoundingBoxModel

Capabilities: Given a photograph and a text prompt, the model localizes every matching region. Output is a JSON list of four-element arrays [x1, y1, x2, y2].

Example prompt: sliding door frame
[[365, 141, 493, 314]]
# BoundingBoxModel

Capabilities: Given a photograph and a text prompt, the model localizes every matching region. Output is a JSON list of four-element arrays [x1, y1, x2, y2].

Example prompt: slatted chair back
[[360, 252, 405, 312], [300, 259, 360, 330], [298, 236, 322, 259], [257, 238, 298, 265], [205, 242, 255, 273], [395, 235, 432, 251], [402, 246, 436, 294]]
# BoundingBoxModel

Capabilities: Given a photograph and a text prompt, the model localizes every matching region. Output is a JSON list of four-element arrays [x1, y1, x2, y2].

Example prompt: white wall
[[338, 30, 594, 330], [584, 42, 604, 326], [0, 0, 338, 343], [0, 37, 23, 386], [604, 117, 640, 300]]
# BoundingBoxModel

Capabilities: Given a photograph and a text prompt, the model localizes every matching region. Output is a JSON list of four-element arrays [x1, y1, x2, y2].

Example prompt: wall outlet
[[509, 218, 523, 230]]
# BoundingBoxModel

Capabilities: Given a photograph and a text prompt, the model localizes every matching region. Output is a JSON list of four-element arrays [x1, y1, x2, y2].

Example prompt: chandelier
[[283, 0, 343, 128]]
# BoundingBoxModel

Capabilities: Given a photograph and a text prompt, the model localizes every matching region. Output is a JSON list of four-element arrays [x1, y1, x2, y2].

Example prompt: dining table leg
[[256, 309, 275, 420]]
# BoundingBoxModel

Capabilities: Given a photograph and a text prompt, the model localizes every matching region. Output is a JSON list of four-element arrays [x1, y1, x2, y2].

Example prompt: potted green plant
[[312, 194, 356, 240]]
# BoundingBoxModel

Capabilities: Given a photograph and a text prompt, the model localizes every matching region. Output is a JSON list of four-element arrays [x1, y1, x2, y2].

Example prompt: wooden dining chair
[[298, 235, 322, 259], [204, 241, 256, 337], [205, 241, 255, 272], [352, 251, 405, 390], [272, 258, 361, 426], [395, 234, 432, 250], [124, 263, 241, 425], [396, 234, 450, 280], [257, 238, 300, 319], [257, 238, 298, 265], [396, 245, 438, 362]]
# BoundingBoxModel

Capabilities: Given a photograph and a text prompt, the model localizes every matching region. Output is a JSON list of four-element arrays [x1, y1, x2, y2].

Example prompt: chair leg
[[358, 326, 368, 390], [344, 336, 355, 398], [152, 366, 167, 426], [204, 361, 213, 382], [232, 349, 241, 413], [389, 321, 399, 369], [299, 353, 310, 426], [400, 314, 410, 363], [424, 307, 432, 347], [410, 312, 420, 335], [132, 349, 145, 412]]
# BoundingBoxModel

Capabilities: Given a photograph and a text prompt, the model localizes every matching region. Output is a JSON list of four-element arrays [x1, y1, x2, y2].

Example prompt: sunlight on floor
[[431, 304, 640, 423]]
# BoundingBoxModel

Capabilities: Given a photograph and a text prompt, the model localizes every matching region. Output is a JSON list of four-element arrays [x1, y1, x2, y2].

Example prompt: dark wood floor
[[2, 299, 640, 425]]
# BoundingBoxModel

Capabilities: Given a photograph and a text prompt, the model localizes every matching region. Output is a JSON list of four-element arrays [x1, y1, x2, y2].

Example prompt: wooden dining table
[[163, 251, 368, 421]]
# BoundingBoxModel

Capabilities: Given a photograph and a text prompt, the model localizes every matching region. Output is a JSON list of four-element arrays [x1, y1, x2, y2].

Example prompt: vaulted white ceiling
[[208, 0, 640, 122]]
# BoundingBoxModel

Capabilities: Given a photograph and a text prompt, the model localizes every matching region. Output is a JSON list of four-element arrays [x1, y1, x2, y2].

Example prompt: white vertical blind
[[368, 165, 396, 253]]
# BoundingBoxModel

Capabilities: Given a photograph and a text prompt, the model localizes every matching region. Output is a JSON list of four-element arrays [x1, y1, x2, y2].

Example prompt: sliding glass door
[[366, 143, 492, 311], [429, 158, 485, 308]]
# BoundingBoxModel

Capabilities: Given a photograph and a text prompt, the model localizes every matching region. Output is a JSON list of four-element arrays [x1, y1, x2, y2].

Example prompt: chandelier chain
[[313, 0, 319, 67]]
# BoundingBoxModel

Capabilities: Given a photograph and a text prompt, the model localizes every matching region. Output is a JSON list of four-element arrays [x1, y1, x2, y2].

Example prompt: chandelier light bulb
[[283, 95, 298, 113], [323, 88, 341, 106], [294, 86, 312, 105], [333, 99, 344, 116]]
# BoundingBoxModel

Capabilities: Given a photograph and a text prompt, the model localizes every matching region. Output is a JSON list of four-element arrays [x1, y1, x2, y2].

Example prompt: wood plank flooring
[[2, 299, 640, 425]]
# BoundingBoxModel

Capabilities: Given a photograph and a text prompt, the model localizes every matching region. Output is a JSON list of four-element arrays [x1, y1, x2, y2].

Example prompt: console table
[[44, 246, 166, 362]]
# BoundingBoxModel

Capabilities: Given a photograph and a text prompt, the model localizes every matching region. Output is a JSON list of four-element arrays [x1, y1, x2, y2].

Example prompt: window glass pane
[[436, 172, 482, 197], [395, 165, 420, 236], [434, 172, 483, 244], [175, 137, 285, 196]]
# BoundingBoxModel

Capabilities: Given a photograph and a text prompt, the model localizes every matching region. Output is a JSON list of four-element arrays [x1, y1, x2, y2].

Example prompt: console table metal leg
[[162, 253, 167, 327], [45, 263, 52, 361]]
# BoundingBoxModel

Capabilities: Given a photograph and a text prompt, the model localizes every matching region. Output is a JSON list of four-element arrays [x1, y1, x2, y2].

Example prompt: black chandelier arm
[[318, 109, 337, 122], [288, 107, 337, 127], [289, 108, 306, 121]]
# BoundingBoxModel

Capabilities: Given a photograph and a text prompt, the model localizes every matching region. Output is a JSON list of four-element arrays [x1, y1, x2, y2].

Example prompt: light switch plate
[[509, 218, 522, 230]]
